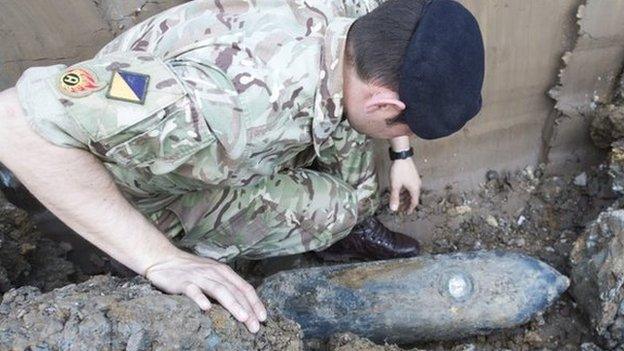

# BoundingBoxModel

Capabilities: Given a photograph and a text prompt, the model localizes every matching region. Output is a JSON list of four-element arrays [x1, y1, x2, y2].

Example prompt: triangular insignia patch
[[106, 70, 150, 104]]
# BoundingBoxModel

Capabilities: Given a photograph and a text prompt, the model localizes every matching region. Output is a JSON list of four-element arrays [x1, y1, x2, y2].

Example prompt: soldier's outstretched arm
[[0, 87, 266, 333]]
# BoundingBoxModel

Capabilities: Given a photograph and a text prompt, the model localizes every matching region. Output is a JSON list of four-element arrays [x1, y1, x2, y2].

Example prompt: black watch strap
[[389, 147, 414, 161]]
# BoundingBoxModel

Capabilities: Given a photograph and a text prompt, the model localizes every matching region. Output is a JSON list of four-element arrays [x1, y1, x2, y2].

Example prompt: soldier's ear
[[364, 91, 406, 115]]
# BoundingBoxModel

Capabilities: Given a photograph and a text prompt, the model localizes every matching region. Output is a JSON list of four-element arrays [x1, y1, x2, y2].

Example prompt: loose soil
[[243, 163, 616, 350], [0, 163, 616, 350]]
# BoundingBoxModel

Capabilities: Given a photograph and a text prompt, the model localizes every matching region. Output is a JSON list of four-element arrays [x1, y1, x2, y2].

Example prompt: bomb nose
[[527, 258, 570, 309], [552, 271, 570, 298]]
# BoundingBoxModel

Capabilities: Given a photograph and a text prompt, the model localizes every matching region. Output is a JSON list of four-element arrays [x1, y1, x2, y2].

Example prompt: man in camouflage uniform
[[16, 0, 416, 262], [0, 0, 483, 333]]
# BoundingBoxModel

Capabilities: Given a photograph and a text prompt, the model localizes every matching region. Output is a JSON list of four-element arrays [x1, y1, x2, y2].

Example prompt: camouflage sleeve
[[314, 120, 380, 220], [341, 0, 387, 17], [15, 65, 90, 149], [97, 1, 226, 57], [14, 0, 212, 150]]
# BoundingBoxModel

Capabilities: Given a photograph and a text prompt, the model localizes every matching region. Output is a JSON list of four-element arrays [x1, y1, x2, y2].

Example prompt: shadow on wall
[[2, 0, 622, 191]]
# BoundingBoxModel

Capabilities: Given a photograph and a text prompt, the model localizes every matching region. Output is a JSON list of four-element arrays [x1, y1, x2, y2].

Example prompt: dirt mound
[[374, 165, 615, 350], [326, 333, 418, 351], [569, 72, 624, 350], [0, 275, 302, 351], [1, 163, 617, 350]]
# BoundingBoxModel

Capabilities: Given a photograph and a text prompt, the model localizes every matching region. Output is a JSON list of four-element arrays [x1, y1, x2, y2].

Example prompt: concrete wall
[[547, 0, 624, 174], [0, 0, 186, 89], [1, 0, 615, 191]]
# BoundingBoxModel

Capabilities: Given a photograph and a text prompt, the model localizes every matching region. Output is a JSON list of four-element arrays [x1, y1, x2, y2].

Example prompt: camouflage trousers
[[143, 166, 378, 262]]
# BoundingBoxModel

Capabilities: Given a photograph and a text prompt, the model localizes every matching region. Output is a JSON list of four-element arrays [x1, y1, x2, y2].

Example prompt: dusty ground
[[238, 162, 615, 350], [379, 165, 613, 350]]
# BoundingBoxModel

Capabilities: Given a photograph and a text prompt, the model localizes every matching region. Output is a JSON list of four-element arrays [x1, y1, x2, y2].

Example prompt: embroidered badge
[[106, 70, 150, 105], [59, 68, 104, 98]]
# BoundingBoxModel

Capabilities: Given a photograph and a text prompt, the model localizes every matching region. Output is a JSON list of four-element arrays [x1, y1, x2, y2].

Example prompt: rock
[[570, 203, 624, 349], [0, 275, 303, 351], [2, 161, 138, 278], [523, 330, 543, 345], [259, 251, 569, 345], [581, 342, 605, 351], [486, 170, 500, 181], [609, 140, 624, 195], [591, 103, 624, 149], [516, 215, 527, 226], [326, 333, 410, 351], [524, 166, 536, 181], [485, 215, 499, 228], [590, 75, 624, 149], [574, 172, 588, 187], [448, 193, 463, 206], [451, 205, 472, 216]]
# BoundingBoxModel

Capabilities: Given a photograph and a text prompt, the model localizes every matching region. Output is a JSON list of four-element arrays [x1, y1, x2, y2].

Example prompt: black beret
[[399, 0, 484, 139]]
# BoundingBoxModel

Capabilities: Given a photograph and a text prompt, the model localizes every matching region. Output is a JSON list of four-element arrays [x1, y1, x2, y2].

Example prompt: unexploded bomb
[[259, 251, 569, 344]]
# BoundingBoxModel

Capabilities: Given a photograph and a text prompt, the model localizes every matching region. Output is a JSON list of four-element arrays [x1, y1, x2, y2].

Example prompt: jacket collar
[[312, 17, 355, 156]]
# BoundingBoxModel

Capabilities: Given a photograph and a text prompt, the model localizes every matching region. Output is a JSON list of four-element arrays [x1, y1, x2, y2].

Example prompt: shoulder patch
[[59, 68, 104, 98], [106, 70, 150, 105]]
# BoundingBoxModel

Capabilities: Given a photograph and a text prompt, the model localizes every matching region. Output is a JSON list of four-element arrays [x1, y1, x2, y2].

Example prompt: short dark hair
[[345, 0, 426, 91]]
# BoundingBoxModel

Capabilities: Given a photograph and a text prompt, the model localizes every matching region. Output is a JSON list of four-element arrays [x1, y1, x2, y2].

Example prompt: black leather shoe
[[317, 217, 421, 261]]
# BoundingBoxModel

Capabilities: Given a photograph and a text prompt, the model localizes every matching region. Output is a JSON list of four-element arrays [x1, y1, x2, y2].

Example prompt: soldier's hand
[[144, 249, 267, 333], [389, 158, 422, 214]]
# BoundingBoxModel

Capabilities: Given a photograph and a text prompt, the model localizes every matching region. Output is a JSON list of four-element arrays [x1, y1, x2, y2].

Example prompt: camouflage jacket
[[17, 0, 384, 215]]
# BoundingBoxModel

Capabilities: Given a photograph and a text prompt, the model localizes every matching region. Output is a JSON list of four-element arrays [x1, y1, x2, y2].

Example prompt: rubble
[[0, 162, 614, 350], [570, 203, 624, 349], [609, 140, 624, 195], [375, 165, 614, 350], [568, 77, 624, 349], [591, 74, 624, 195], [0, 275, 303, 351], [581, 342, 606, 351], [575, 172, 588, 187], [591, 103, 624, 149], [326, 333, 419, 351]]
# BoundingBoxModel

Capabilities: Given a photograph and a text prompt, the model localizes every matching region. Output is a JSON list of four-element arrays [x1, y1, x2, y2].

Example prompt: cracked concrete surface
[[547, 0, 624, 173]]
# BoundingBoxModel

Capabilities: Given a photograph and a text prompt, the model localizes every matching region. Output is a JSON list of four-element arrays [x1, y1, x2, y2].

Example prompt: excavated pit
[[3, 0, 624, 350], [2, 68, 624, 351], [3, 80, 624, 348], [0, 159, 619, 350]]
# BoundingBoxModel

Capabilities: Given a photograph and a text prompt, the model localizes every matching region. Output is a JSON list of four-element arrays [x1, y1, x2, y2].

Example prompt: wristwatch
[[389, 147, 414, 161]]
